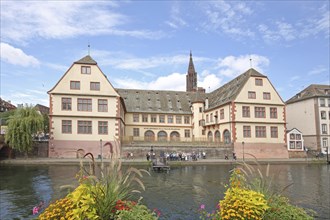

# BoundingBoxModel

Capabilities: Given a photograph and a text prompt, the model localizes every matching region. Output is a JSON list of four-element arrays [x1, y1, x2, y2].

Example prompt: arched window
[[170, 131, 180, 141], [208, 131, 213, 142], [223, 130, 231, 144], [144, 130, 155, 142], [215, 130, 221, 142], [157, 130, 168, 142]]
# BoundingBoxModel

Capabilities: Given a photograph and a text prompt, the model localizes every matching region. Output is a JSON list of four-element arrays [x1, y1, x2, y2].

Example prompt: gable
[[48, 56, 119, 97]]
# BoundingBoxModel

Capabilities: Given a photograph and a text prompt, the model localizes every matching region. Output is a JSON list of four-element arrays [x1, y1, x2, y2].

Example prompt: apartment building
[[286, 84, 330, 154]]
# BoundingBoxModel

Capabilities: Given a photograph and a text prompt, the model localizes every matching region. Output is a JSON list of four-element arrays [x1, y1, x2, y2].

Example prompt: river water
[[0, 163, 329, 219]]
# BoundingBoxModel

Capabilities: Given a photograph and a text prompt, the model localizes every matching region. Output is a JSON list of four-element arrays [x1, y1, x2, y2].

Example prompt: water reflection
[[0, 164, 329, 220]]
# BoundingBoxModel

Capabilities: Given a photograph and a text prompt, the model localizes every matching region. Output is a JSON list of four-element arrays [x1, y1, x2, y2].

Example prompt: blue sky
[[1, 1, 329, 107]]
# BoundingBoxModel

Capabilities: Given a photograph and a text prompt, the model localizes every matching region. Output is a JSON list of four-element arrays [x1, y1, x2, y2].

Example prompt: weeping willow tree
[[5, 106, 44, 157]]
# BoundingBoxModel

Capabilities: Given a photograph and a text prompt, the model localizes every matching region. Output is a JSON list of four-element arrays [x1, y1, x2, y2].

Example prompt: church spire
[[186, 51, 197, 92]]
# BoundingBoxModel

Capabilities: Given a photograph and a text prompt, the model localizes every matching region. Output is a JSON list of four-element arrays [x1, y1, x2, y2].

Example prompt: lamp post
[[326, 146, 329, 164], [242, 141, 245, 161]]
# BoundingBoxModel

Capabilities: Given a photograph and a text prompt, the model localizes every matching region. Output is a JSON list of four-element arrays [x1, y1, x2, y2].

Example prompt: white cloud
[[259, 5, 329, 43], [166, 2, 187, 29], [0, 43, 40, 67], [217, 54, 270, 77], [201, 1, 254, 37], [1, 1, 164, 43], [113, 72, 186, 91], [308, 66, 328, 75], [198, 72, 222, 92]]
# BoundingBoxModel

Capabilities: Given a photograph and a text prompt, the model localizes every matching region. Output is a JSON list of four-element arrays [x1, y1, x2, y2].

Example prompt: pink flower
[[200, 204, 205, 210], [32, 206, 39, 215]]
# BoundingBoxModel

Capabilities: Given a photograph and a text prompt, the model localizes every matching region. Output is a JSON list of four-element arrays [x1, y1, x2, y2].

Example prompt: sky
[[1, 1, 329, 107]]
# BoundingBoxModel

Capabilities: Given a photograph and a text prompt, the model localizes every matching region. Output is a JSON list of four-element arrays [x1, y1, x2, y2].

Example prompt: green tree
[[5, 106, 44, 157]]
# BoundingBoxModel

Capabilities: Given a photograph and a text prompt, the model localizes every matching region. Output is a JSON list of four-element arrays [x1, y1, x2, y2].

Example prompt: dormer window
[[81, 66, 91, 74]]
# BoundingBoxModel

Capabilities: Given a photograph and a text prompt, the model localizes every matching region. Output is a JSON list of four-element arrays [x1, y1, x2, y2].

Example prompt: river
[[0, 163, 329, 219]]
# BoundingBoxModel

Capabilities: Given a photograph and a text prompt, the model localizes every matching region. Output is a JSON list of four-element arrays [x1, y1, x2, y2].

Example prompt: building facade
[[48, 54, 288, 158], [286, 84, 330, 154]]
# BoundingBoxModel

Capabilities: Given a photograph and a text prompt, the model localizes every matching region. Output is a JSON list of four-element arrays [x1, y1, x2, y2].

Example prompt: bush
[[264, 195, 314, 220], [220, 187, 269, 220]]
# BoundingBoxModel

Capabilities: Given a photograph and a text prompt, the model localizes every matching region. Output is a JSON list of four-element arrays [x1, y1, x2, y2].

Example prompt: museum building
[[48, 53, 288, 159]]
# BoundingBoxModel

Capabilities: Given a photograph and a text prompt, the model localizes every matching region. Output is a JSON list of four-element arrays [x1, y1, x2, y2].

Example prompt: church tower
[[186, 51, 197, 92]]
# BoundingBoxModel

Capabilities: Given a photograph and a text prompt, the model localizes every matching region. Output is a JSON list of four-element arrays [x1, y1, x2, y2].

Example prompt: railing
[[121, 136, 228, 147]]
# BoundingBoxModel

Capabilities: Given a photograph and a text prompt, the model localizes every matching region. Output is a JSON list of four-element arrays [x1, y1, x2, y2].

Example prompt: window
[[98, 99, 108, 112], [322, 138, 328, 148], [270, 107, 277, 119], [199, 107, 203, 113], [289, 141, 295, 149], [256, 126, 266, 137], [184, 129, 190, 138], [271, 126, 278, 138], [78, 121, 92, 134], [62, 120, 72, 133], [210, 113, 213, 122], [255, 78, 263, 86], [70, 81, 80, 90], [133, 128, 140, 137], [159, 115, 165, 123], [78, 98, 92, 111], [290, 133, 295, 140], [296, 141, 302, 149], [220, 109, 224, 119], [133, 114, 139, 122], [167, 115, 173, 123], [255, 107, 266, 118], [328, 98, 330, 107], [184, 116, 190, 124], [62, 98, 72, 111], [322, 124, 328, 134], [142, 114, 148, 122], [81, 66, 91, 74], [296, 134, 301, 140], [248, 91, 256, 99], [176, 115, 182, 124], [215, 111, 218, 123], [98, 121, 108, 134], [263, 92, 271, 100], [320, 98, 325, 107], [242, 106, 250, 117], [90, 82, 100, 91], [151, 115, 157, 123], [321, 111, 326, 119], [243, 126, 251, 137], [206, 114, 209, 123]]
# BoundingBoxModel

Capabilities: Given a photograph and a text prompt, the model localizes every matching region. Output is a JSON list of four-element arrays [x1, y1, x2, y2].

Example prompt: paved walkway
[[0, 157, 328, 165]]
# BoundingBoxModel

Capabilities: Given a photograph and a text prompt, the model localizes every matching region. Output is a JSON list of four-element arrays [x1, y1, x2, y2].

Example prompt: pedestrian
[[146, 152, 150, 161], [232, 152, 237, 160], [225, 153, 229, 160]]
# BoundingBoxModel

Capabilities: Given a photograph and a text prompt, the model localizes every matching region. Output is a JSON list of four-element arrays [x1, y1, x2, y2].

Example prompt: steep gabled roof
[[208, 68, 266, 109], [286, 84, 330, 104], [74, 55, 97, 65], [116, 89, 207, 114]]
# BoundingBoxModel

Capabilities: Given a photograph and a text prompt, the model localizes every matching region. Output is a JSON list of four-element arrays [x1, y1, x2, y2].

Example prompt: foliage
[[0, 110, 15, 125], [38, 197, 74, 220], [76, 141, 150, 219], [4, 106, 44, 156], [220, 187, 269, 220], [116, 202, 159, 220], [39, 138, 154, 220], [264, 195, 315, 220], [68, 183, 99, 219]]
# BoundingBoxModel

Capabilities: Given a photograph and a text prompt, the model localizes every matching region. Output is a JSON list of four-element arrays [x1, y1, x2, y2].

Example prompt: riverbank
[[0, 156, 327, 165]]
